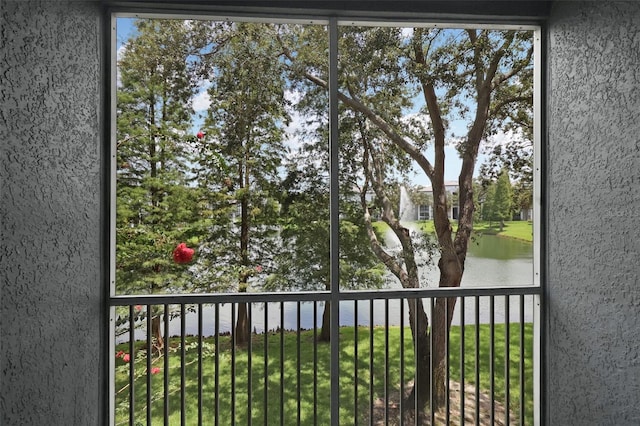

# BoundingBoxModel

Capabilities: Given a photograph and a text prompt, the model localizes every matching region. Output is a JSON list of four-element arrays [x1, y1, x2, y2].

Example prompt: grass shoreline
[[374, 220, 533, 243], [471, 220, 533, 243]]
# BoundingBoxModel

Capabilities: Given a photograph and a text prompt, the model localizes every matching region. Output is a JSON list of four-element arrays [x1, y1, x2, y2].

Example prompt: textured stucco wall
[[0, 1, 104, 424], [547, 1, 640, 424]]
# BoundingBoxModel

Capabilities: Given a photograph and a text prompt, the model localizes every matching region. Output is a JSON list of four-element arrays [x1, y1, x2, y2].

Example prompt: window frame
[[107, 9, 544, 425]]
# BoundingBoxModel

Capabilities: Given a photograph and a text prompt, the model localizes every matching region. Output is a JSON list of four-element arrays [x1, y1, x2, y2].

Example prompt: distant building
[[399, 181, 459, 221]]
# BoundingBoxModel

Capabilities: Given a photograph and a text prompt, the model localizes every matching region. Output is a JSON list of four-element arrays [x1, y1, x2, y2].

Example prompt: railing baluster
[[313, 301, 318, 426], [445, 297, 450, 426], [385, 298, 390, 425], [414, 298, 418, 426], [264, 302, 269, 426], [490, 296, 495, 425], [369, 299, 374, 425], [198, 304, 203, 426], [280, 301, 285, 426], [460, 296, 466, 425], [519, 295, 525, 426], [354, 300, 359, 426], [214, 304, 220, 426], [475, 296, 480, 426], [164, 304, 170, 426], [146, 304, 152, 426], [248, 303, 253, 426], [231, 303, 236, 425], [429, 298, 435, 426], [505, 295, 511, 426], [180, 304, 186, 426], [297, 301, 301, 426], [399, 299, 404, 426], [129, 305, 135, 426]]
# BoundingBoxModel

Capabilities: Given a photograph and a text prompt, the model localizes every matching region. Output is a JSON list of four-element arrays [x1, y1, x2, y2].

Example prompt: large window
[[110, 11, 542, 425], [112, 17, 539, 295]]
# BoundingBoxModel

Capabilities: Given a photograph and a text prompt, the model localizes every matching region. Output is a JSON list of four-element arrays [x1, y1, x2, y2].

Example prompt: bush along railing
[[110, 287, 539, 425]]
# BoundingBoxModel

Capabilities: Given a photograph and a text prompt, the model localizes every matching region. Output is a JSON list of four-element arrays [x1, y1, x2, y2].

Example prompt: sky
[[115, 17, 510, 185]]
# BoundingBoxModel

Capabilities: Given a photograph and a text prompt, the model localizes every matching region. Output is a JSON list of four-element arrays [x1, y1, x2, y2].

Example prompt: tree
[[267, 123, 387, 341], [195, 23, 289, 345], [279, 25, 533, 416], [490, 169, 514, 230], [480, 181, 497, 225], [479, 135, 533, 223], [116, 19, 203, 352]]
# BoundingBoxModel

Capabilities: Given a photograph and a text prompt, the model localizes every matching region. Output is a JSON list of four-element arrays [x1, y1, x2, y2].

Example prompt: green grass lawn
[[472, 220, 533, 243], [376, 220, 533, 243], [114, 324, 533, 425]]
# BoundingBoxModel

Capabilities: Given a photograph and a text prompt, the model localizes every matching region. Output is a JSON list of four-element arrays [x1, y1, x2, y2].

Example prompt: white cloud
[[282, 89, 325, 154], [400, 111, 431, 127], [400, 27, 414, 39], [116, 44, 127, 61], [283, 108, 308, 154], [115, 45, 127, 88], [486, 129, 526, 148], [285, 88, 304, 104], [399, 112, 431, 145], [192, 89, 211, 112]]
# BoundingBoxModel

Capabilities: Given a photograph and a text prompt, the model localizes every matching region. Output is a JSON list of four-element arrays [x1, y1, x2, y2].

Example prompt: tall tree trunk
[[403, 266, 461, 417], [431, 284, 460, 408], [318, 301, 331, 342], [235, 271, 251, 346], [403, 298, 431, 422], [151, 314, 164, 355], [235, 159, 251, 346], [235, 299, 250, 345]]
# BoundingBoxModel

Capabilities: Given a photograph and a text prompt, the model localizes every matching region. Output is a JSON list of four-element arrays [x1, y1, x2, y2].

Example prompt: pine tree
[[492, 169, 514, 231], [195, 23, 289, 345], [116, 19, 201, 351]]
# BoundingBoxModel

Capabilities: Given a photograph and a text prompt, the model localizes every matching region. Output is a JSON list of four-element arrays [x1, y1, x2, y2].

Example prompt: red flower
[[150, 367, 161, 375], [116, 351, 124, 359], [173, 243, 195, 264], [134, 305, 142, 312], [255, 265, 263, 273], [196, 131, 204, 139], [122, 353, 130, 363]]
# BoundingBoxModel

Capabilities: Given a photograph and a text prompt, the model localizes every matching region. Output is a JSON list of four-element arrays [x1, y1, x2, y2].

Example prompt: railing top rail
[[109, 285, 540, 306]]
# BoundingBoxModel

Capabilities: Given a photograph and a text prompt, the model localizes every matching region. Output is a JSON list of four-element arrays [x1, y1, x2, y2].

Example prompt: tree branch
[[493, 45, 533, 88], [358, 131, 410, 285], [279, 41, 436, 181], [490, 95, 532, 117]]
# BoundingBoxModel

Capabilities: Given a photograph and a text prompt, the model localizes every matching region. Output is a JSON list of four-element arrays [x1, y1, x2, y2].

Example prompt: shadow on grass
[[114, 324, 533, 425]]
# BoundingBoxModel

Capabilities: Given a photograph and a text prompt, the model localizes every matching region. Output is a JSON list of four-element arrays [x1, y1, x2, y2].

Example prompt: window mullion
[[328, 16, 341, 426]]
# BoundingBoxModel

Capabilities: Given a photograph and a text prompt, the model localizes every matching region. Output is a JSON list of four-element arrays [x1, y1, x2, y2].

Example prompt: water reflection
[[119, 233, 535, 341], [468, 233, 532, 260]]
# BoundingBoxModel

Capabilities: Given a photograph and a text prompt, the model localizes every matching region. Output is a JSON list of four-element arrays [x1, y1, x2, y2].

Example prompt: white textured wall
[[547, 1, 640, 424], [1, 1, 104, 424]]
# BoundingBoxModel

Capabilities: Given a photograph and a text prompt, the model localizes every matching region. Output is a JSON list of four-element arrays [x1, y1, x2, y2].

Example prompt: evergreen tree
[[195, 23, 289, 345], [116, 19, 202, 351], [492, 169, 514, 230], [268, 124, 387, 341]]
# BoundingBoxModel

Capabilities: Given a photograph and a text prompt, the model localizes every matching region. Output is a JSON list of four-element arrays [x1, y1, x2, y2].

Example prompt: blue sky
[[115, 17, 502, 184], [116, 17, 137, 49]]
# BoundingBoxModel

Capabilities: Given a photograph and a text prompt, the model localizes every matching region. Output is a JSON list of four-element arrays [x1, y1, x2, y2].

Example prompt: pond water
[[119, 233, 535, 341]]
